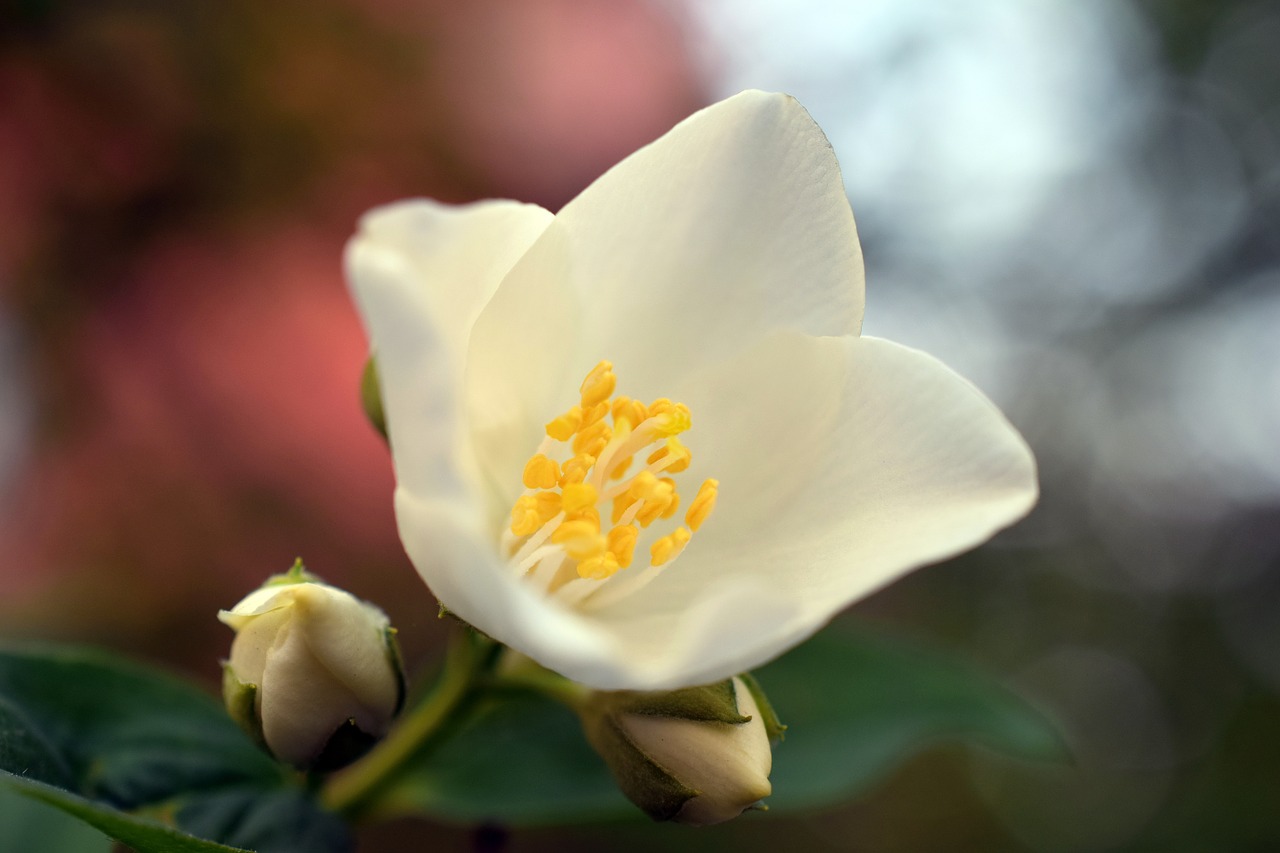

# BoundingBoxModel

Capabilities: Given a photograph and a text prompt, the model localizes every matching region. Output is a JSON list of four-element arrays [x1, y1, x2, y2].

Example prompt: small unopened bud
[[582, 675, 783, 826], [218, 561, 404, 771]]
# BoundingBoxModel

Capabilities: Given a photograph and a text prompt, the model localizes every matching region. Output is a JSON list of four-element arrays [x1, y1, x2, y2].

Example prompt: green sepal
[[262, 557, 321, 588], [220, 664, 265, 752], [608, 679, 750, 725], [361, 357, 388, 441], [580, 711, 699, 822], [739, 672, 787, 742], [383, 626, 407, 716]]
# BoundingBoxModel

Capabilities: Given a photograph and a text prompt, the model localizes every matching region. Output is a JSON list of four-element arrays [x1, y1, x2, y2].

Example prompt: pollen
[[685, 479, 718, 532], [650, 527, 692, 567], [580, 361, 617, 408], [505, 361, 719, 601], [522, 454, 561, 490], [546, 406, 582, 441]]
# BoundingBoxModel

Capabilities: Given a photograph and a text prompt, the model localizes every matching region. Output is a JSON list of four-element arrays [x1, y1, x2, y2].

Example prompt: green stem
[[321, 626, 493, 819], [487, 649, 592, 711]]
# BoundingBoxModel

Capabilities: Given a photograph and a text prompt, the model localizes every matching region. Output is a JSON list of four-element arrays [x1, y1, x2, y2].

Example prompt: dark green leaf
[[759, 625, 1068, 811], [379, 624, 1063, 825], [2, 773, 249, 853], [0, 643, 283, 809], [177, 786, 354, 853], [380, 692, 630, 825], [0, 643, 349, 852], [0, 783, 110, 853]]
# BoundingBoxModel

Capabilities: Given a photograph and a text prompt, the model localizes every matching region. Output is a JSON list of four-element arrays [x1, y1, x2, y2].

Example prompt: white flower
[[347, 90, 1037, 692], [219, 576, 403, 768]]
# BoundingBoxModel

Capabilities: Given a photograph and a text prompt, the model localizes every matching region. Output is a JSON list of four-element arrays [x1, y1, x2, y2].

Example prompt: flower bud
[[218, 561, 404, 770], [582, 675, 783, 826]]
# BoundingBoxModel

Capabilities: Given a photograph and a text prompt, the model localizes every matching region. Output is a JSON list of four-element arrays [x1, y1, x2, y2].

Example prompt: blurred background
[[1, 0, 1277, 850]]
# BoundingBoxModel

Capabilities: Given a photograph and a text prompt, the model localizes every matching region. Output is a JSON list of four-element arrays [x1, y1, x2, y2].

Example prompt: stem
[[487, 649, 592, 711], [322, 626, 493, 819]]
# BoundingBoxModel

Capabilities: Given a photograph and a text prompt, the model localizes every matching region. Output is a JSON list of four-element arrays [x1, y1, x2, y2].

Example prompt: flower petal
[[258, 617, 367, 765], [463, 90, 865, 499], [560, 89, 865, 360], [289, 584, 399, 721], [347, 199, 552, 502], [582, 333, 1038, 687]]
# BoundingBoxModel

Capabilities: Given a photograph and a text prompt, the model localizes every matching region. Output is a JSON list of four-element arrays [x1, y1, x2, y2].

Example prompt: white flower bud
[[218, 568, 403, 770], [621, 677, 772, 825], [582, 676, 780, 826]]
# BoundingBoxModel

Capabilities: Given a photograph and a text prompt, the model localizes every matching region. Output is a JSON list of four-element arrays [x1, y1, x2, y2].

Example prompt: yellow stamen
[[510, 495, 541, 537], [551, 519, 605, 560], [685, 479, 718, 532], [522, 454, 561, 490], [628, 470, 659, 500], [535, 490, 563, 522], [636, 479, 675, 527], [580, 361, 617, 408], [581, 400, 610, 429], [612, 492, 635, 524], [647, 437, 692, 473], [607, 524, 639, 568], [561, 482, 599, 515], [560, 454, 595, 486], [609, 456, 634, 480], [565, 505, 600, 528], [546, 406, 582, 441], [659, 477, 681, 519], [573, 419, 612, 456], [612, 396, 648, 429], [507, 362, 715, 592], [650, 527, 691, 567], [578, 551, 620, 580]]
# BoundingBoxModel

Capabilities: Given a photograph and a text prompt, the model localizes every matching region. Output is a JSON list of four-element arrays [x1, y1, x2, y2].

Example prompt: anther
[[578, 551, 620, 580], [647, 437, 692, 473], [580, 361, 616, 408], [650, 527, 692, 567], [561, 482, 599, 515], [546, 406, 582, 441], [510, 495, 541, 537], [685, 479, 718, 531], [607, 524, 639, 568], [522, 454, 561, 490]]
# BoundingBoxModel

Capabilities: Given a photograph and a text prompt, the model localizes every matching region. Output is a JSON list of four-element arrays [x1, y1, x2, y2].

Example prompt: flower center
[[501, 360, 718, 609]]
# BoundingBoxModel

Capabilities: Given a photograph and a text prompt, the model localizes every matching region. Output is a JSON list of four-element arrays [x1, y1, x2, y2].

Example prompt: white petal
[[258, 617, 365, 766], [463, 90, 864, 503], [397, 485, 803, 691], [347, 198, 552, 502], [393, 488, 609, 669], [583, 333, 1038, 687], [226, 602, 294, 686], [217, 584, 294, 631], [289, 584, 398, 722], [560, 90, 865, 363]]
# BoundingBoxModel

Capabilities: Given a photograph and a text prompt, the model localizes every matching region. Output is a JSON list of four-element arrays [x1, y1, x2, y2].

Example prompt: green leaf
[[379, 623, 1063, 825], [0, 783, 110, 853], [0, 643, 283, 808], [380, 692, 631, 825], [2, 773, 249, 853], [759, 625, 1068, 812], [177, 786, 354, 853], [0, 643, 354, 852]]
